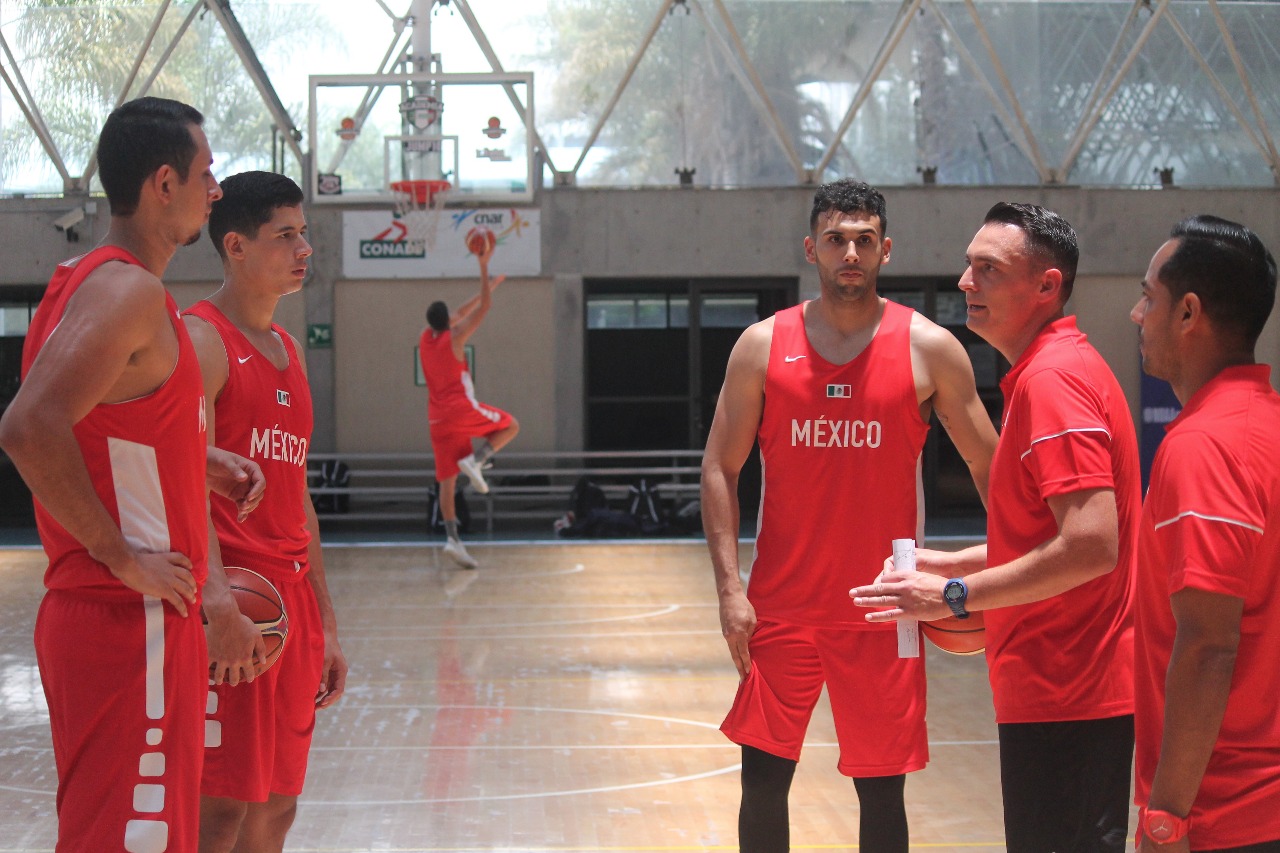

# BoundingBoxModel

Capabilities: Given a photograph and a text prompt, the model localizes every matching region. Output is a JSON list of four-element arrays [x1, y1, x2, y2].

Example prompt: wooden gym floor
[[0, 539, 1131, 852]]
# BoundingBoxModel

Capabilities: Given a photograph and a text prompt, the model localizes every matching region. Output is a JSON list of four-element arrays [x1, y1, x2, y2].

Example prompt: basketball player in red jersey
[[702, 179, 998, 853], [855, 203, 1140, 853], [184, 172, 348, 853], [0, 97, 265, 853], [1130, 217, 1280, 853], [418, 248, 520, 568]]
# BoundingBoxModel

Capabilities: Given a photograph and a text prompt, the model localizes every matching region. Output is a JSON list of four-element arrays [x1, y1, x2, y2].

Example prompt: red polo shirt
[[985, 317, 1139, 724], [1134, 364, 1280, 849]]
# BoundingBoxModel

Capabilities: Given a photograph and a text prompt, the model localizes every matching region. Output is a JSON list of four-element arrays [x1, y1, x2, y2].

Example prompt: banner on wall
[[342, 207, 541, 279]]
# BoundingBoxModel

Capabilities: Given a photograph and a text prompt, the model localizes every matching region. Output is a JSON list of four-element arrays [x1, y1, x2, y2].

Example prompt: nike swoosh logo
[[238, 355, 253, 364], [784, 355, 807, 363]]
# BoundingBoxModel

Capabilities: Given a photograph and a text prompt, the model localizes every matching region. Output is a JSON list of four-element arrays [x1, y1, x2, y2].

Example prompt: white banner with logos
[[342, 208, 541, 278]]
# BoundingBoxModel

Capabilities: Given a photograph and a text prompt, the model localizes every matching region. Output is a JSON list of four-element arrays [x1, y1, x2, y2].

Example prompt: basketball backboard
[[309, 71, 535, 205]]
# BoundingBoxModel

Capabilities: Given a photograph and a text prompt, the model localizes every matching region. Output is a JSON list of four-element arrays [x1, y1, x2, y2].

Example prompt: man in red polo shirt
[[853, 202, 1140, 852], [1129, 215, 1280, 853]]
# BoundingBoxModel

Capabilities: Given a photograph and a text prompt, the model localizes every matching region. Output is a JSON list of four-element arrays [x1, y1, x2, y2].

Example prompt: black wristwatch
[[943, 578, 970, 620]]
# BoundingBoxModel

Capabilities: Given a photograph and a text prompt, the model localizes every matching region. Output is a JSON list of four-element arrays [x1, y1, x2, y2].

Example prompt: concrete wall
[[4, 185, 1279, 454]]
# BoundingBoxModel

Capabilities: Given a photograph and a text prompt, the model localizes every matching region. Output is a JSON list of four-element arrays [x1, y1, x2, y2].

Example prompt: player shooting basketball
[[418, 240, 520, 569], [183, 171, 348, 853], [0, 96, 265, 853]]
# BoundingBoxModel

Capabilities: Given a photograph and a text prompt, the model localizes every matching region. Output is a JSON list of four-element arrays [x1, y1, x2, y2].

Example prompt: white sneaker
[[457, 454, 490, 494], [442, 538, 478, 569]]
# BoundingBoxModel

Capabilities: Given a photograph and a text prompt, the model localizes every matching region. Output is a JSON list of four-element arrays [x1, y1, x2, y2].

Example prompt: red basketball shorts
[[720, 620, 929, 777], [429, 403, 514, 480], [201, 567, 325, 802], [36, 587, 207, 853]]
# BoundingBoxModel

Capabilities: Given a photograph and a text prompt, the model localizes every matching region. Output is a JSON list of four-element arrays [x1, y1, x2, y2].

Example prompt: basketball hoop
[[390, 178, 451, 254]]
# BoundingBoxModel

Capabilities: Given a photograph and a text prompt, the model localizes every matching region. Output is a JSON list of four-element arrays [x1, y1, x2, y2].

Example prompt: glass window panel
[[668, 297, 689, 329], [701, 296, 758, 329], [0, 306, 32, 338], [634, 298, 668, 329], [587, 298, 636, 329], [935, 292, 968, 327], [887, 292, 926, 313]]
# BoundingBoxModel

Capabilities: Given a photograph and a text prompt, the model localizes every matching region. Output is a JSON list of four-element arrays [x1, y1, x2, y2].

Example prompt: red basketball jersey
[[419, 327, 489, 429], [22, 246, 209, 593], [750, 300, 929, 628], [184, 301, 312, 578]]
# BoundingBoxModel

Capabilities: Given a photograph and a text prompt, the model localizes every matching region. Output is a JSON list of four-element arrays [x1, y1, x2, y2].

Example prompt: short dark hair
[[208, 171, 305, 259], [810, 179, 888, 236], [426, 301, 450, 332], [98, 96, 205, 217], [1160, 215, 1277, 348], [983, 202, 1079, 302]]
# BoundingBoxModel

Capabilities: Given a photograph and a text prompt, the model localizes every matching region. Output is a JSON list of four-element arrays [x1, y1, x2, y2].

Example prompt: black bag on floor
[[427, 482, 471, 534], [627, 478, 670, 536], [313, 459, 350, 514]]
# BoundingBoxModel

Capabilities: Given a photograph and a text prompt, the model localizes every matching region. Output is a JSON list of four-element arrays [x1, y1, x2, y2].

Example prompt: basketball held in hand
[[465, 226, 496, 256], [921, 611, 985, 655], [204, 566, 290, 675]]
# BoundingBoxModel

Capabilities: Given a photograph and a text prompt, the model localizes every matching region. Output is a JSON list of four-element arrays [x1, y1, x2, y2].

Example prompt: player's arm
[[183, 314, 265, 685], [911, 316, 998, 506], [0, 265, 197, 614], [293, 334, 348, 708], [1139, 589, 1242, 852], [701, 319, 770, 679], [855, 486, 1117, 621], [450, 243, 506, 352]]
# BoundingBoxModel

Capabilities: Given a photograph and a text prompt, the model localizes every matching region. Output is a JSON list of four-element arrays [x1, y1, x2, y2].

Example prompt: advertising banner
[[343, 207, 540, 279]]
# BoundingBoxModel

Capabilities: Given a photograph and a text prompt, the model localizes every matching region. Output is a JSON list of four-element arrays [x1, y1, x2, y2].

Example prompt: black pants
[[998, 715, 1133, 853]]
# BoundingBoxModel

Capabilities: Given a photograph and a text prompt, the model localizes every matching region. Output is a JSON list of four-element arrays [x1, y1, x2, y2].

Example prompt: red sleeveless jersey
[[751, 300, 929, 628], [419, 327, 485, 428], [184, 301, 312, 578], [22, 246, 209, 594]]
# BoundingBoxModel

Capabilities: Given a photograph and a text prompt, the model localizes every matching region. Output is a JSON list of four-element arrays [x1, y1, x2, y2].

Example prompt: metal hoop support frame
[[390, 178, 451, 254]]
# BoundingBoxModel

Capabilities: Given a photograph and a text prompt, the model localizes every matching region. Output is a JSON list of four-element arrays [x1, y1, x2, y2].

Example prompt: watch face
[[1145, 810, 1187, 843], [944, 582, 964, 602]]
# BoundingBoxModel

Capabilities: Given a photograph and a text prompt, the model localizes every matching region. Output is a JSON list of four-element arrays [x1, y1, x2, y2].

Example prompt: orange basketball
[[465, 226, 495, 256], [921, 611, 985, 655], [203, 567, 289, 674]]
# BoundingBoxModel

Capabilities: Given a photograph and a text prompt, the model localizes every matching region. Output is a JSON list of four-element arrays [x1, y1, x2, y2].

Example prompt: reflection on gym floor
[[0, 541, 1012, 852]]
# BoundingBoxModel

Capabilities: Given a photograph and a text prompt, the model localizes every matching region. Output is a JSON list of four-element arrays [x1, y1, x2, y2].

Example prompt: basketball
[[921, 611, 985, 655], [465, 225, 496, 256], [207, 567, 290, 674]]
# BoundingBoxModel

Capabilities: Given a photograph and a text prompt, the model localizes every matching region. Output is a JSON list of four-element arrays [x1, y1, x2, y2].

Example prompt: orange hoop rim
[[390, 178, 451, 205]]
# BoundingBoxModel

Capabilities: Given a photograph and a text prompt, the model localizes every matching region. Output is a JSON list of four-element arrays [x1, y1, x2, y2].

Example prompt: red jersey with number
[[985, 317, 1138, 723], [184, 301, 312, 579], [22, 246, 209, 593], [1134, 364, 1280, 849], [749, 299, 929, 628]]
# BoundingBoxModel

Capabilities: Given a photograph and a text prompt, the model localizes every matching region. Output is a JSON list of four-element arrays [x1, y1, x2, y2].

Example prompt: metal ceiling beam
[[570, 0, 676, 179], [1208, 0, 1280, 184], [83, 0, 201, 189], [699, 0, 805, 182], [449, 0, 560, 179], [1058, 0, 1169, 181], [202, 0, 305, 165], [922, 0, 1045, 182], [0, 30, 71, 188], [322, 7, 412, 175], [814, 0, 923, 181]]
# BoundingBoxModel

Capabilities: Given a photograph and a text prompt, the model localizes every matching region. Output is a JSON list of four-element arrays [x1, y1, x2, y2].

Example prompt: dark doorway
[[0, 288, 44, 527], [879, 278, 1006, 520], [584, 278, 797, 512]]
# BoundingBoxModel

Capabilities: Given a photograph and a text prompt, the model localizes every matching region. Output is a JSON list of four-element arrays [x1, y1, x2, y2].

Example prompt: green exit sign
[[307, 324, 332, 349]]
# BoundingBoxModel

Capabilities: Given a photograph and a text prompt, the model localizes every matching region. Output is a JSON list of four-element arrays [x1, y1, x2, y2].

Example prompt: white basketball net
[[392, 182, 448, 254]]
